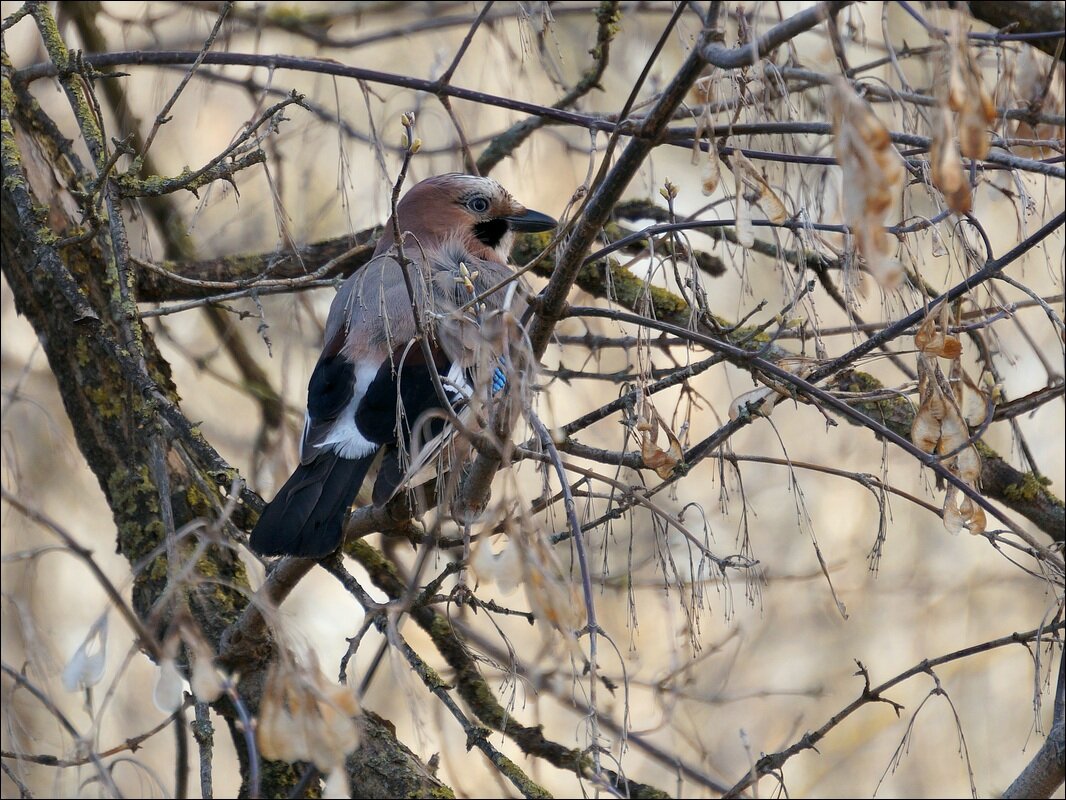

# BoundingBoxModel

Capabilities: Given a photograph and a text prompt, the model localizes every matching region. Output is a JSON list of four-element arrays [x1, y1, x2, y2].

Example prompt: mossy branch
[[2, 19, 455, 797], [832, 371, 1064, 541]]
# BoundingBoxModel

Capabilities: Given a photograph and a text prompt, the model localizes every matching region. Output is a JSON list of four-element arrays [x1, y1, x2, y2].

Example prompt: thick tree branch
[[700, 1, 853, 68], [968, 1, 1066, 62], [1, 15, 453, 797]]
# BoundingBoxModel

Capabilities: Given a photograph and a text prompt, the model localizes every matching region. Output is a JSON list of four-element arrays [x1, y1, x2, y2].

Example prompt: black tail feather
[[371, 445, 404, 506], [250, 452, 374, 558]]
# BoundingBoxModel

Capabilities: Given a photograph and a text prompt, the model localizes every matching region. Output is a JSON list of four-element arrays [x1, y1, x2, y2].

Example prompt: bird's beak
[[505, 208, 557, 232]]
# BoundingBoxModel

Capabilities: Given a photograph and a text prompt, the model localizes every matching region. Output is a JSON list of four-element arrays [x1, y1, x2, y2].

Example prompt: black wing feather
[[253, 342, 474, 558], [307, 354, 355, 422], [355, 344, 463, 446]]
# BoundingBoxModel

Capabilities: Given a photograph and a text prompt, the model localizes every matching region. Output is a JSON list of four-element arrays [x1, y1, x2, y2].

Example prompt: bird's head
[[377, 174, 556, 263]]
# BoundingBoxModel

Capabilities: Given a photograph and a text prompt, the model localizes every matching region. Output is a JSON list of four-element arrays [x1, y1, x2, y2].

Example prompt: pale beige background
[[2, 3, 1063, 798]]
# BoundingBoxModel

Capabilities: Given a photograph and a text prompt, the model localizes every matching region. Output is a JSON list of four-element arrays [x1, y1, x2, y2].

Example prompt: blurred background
[[2, 2, 1063, 798]]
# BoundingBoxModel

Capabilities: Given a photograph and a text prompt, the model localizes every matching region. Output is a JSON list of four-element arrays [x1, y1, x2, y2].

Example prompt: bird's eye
[[468, 196, 490, 214]]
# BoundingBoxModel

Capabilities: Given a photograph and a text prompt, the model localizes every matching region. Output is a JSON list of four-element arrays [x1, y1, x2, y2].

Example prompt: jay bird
[[250, 174, 556, 558]]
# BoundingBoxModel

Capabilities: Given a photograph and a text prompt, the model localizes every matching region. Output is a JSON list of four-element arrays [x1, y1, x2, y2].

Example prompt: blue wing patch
[[491, 364, 507, 395]]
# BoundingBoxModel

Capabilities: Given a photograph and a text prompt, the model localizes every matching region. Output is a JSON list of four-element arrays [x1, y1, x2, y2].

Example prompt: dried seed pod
[[690, 67, 717, 105], [62, 614, 109, 693], [185, 625, 224, 704], [258, 655, 361, 772], [519, 525, 586, 660], [153, 638, 184, 714], [728, 386, 780, 420], [912, 355, 946, 452], [702, 143, 721, 195], [1009, 48, 1065, 154], [323, 769, 349, 799], [943, 488, 987, 535], [730, 151, 788, 223], [912, 306, 984, 534], [830, 78, 905, 288], [930, 109, 971, 213], [914, 303, 962, 359], [943, 19, 996, 160], [637, 400, 685, 479], [942, 488, 966, 534], [733, 164, 755, 248], [471, 532, 524, 594], [937, 402, 970, 458], [958, 496, 987, 535]]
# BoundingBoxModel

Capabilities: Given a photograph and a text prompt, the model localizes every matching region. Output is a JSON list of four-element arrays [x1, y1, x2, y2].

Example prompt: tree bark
[[968, 1, 1066, 62], [1, 34, 451, 799]]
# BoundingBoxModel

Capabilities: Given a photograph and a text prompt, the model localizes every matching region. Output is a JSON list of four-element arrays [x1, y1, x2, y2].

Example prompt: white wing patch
[[318, 363, 380, 460]]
